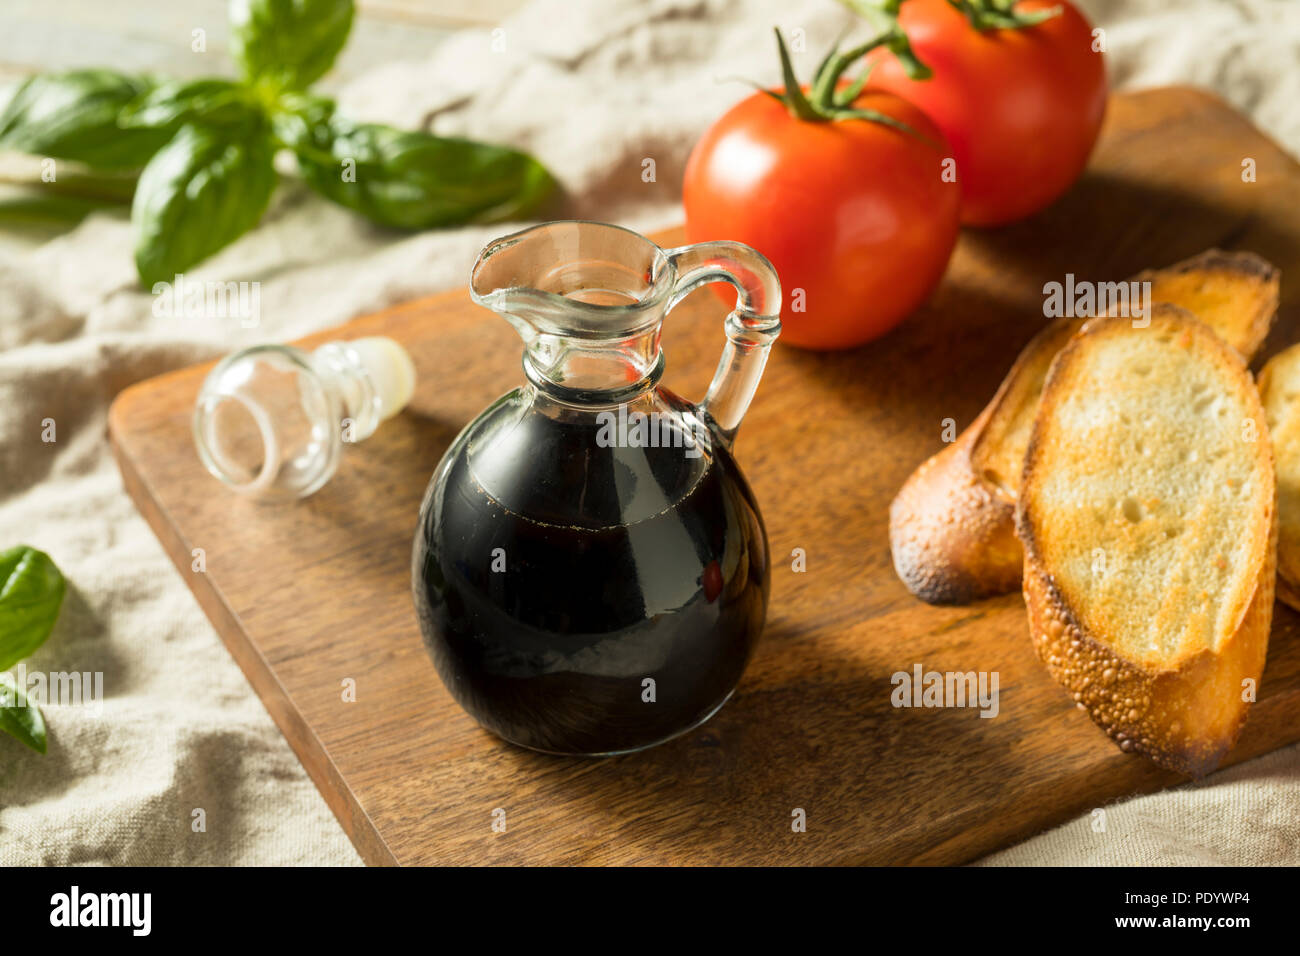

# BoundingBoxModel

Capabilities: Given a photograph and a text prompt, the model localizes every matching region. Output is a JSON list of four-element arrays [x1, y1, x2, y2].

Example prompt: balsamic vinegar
[[413, 396, 768, 755]]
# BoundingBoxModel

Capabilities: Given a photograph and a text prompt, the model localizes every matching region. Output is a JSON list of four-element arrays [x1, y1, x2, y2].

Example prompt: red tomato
[[683, 89, 960, 350], [867, 0, 1107, 226]]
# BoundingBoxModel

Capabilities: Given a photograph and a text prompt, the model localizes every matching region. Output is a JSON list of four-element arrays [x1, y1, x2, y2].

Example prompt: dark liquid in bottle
[[412, 393, 769, 755]]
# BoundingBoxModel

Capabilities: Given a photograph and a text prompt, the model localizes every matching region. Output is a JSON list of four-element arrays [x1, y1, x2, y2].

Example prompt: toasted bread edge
[[888, 408, 1021, 604], [1134, 249, 1280, 359]]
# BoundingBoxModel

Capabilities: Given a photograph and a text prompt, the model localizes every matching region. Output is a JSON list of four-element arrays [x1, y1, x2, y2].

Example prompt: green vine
[[945, 0, 1063, 30], [760, 28, 933, 141], [836, 0, 1064, 65]]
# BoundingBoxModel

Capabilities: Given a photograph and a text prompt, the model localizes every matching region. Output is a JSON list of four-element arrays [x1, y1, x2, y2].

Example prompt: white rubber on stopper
[[349, 337, 417, 420]]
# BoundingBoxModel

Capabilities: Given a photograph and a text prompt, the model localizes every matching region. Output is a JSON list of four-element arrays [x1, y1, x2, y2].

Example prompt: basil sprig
[[0, 546, 67, 755], [0, 0, 554, 285], [296, 118, 557, 229]]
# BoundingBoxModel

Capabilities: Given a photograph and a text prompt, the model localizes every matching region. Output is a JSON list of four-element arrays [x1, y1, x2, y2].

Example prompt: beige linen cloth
[[0, 0, 1297, 866]]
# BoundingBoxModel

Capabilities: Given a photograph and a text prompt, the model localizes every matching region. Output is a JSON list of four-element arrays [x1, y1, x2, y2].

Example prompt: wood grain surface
[[108, 87, 1300, 866]]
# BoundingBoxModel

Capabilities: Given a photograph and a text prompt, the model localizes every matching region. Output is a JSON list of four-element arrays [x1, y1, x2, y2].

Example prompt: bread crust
[[1134, 249, 1278, 361], [1256, 344, 1300, 611], [887, 413, 1020, 605], [889, 319, 1074, 604], [890, 250, 1279, 606], [1017, 311, 1276, 777]]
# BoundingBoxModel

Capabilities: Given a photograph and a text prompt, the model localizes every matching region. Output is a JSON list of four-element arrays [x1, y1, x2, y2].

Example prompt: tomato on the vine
[[865, 0, 1107, 227], [684, 32, 961, 350]]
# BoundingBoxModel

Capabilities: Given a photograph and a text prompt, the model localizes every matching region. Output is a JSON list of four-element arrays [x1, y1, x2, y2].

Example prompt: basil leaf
[[119, 77, 252, 132], [0, 70, 170, 168], [0, 674, 46, 754], [229, 0, 355, 91], [294, 120, 555, 229], [0, 546, 66, 672], [132, 123, 277, 286], [269, 90, 335, 152]]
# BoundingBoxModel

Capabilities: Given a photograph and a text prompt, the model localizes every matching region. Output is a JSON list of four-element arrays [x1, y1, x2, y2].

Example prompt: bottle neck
[[521, 328, 664, 406]]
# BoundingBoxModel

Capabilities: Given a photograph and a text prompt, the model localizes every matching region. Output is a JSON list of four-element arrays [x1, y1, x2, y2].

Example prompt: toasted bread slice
[[1258, 344, 1300, 610], [891, 250, 1280, 604], [1018, 308, 1275, 777]]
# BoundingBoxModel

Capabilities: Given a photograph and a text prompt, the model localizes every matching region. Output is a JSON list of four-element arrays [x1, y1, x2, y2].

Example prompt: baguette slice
[[891, 250, 1280, 604], [1258, 344, 1300, 610], [1018, 308, 1275, 777]]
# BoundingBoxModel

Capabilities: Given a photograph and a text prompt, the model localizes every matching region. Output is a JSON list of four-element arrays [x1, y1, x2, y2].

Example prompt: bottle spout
[[470, 221, 676, 394]]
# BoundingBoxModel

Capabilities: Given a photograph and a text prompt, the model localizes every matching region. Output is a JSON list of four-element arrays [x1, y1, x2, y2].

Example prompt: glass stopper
[[192, 337, 416, 499]]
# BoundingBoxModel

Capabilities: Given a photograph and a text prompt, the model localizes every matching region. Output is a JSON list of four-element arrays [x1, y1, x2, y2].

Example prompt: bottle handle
[[663, 241, 782, 449]]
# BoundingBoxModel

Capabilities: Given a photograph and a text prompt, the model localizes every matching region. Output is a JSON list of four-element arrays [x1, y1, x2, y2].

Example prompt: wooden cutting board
[[108, 87, 1300, 866]]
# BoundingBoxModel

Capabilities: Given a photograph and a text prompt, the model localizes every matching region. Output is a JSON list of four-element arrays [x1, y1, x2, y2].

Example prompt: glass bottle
[[194, 337, 416, 498], [412, 221, 781, 755]]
